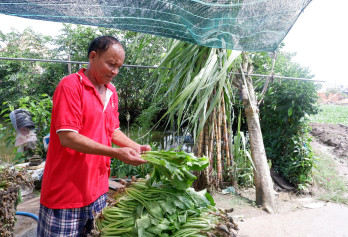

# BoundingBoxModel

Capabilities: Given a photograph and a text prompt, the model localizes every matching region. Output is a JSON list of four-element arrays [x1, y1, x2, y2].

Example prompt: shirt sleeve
[[112, 88, 120, 131], [52, 78, 82, 133]]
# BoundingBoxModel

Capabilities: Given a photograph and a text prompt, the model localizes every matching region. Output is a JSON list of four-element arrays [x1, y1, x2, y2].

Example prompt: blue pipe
[[16, 211, 39, 221]]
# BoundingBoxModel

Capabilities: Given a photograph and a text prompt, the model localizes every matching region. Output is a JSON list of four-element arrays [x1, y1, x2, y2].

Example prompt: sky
[[282, 0, 348, 90], [0, 0, 347, 90]]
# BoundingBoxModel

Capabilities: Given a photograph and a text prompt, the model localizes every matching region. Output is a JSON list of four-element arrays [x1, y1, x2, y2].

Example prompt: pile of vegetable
[[0, 167, 34, 237], [95, 151, 238, 237]]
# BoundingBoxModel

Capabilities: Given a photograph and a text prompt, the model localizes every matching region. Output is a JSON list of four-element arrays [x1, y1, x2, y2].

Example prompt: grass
[[309, 104, 348, 125], [312, 150, 348, 205]]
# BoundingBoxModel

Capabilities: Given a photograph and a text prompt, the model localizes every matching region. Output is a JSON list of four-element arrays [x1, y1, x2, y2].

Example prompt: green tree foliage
[[253, 51, 320, 189], [116, 33, 170, 124], [0, 29, 53, 112]]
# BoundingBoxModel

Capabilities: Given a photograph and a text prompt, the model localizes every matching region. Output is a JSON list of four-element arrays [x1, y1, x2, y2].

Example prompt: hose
[[15, 211, 39, 221]]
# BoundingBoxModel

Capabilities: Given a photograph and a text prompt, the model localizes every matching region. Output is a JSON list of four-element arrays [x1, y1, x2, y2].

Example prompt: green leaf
[[135, 204, 144, 218], [136, 212, 151, 233], [186, 188, 215, 206], [146, 219, 170, 236], [288, 107, 293, 117], [204, 192, 216, 206], [173, 198, 185, 209], [146, 201, 163, 219], [157, 199, 177, 215], [178, 212, 187, 224]]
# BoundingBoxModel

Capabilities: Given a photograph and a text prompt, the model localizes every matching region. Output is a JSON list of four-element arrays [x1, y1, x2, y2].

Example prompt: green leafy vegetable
[[96, 180, 220, 236], [96, 151, 237, 236], [141, 150, 209, 190]]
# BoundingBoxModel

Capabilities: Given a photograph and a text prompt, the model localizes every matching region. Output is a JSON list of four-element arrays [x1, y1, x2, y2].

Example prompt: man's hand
[[57, 131, 147, 166], [111, 129, 151, 165], [139, 145, 152, 154], [115, 147, 147, 166]]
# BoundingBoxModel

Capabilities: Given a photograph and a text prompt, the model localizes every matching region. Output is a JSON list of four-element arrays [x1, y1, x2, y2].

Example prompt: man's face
[[89, 44, 125, 85]]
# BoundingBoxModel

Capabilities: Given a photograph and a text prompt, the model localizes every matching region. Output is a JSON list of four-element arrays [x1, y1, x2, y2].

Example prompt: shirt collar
[[76, 68, 115, 91]]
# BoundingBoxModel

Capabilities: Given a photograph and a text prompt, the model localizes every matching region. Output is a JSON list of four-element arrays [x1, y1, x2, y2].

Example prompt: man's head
[[87, 36, 123, 59], [87, 36, 125, 86]]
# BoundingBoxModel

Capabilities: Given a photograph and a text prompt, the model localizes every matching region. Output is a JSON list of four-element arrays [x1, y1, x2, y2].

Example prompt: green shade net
[[0, 0, 311, 52]]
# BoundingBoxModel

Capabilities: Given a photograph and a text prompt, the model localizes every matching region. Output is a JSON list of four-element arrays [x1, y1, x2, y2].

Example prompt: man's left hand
[[139, 145, 151, 154]]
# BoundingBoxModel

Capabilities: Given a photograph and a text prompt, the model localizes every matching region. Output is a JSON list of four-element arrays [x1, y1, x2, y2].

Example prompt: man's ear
[[89, 51, 97, 61]]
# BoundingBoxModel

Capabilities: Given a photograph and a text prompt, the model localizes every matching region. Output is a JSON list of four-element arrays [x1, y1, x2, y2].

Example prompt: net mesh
[[0, 0, 311, 52]]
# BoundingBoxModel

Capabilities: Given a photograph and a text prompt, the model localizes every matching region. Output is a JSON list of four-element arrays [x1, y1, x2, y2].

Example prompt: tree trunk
[[209, 107, 216, 175], [221, 94, 231, 172], [239, 52, 276, 214], [214, 109, 223, 188], [203, 120, 211, 189], [197, 129, 204, 158]]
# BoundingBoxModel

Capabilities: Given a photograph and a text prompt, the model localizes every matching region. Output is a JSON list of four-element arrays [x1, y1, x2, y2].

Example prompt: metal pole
[[67, 54, 71, 75]]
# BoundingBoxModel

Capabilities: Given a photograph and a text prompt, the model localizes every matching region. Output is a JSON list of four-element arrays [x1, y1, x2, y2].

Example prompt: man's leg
[[37, 194, 107, 237], [80, 193, 107, 236]]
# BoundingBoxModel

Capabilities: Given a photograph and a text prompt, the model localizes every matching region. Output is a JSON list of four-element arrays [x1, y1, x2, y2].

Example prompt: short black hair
[[87, 36, 123, 58]]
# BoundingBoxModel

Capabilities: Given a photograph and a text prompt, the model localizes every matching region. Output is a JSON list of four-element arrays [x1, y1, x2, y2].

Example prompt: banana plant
[[149, 40, 241, 141], [148, 40, 242, 187]]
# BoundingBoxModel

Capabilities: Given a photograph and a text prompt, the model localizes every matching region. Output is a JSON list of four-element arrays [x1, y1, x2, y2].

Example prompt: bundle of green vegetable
[[95, 151, 237, 237], [142, 150, 209, 190]]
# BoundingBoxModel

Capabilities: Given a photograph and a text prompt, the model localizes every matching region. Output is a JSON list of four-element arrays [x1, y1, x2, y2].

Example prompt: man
[[37, 36, 149, 236]]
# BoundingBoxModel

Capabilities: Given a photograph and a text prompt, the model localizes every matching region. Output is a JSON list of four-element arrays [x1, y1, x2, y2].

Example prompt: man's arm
[[58, 131, 146, 166], [112, 129, 151, 153]]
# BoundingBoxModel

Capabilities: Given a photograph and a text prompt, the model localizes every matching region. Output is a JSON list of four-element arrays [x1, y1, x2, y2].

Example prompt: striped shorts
[[37, 193, 107, 237]]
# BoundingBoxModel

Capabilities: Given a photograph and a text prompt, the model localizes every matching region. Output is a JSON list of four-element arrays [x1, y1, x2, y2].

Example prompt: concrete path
[[14, 196, 39, 237], [236, 202, 348, 237]]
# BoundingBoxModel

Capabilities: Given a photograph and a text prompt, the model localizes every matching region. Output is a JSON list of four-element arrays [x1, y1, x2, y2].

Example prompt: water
[[150, 131, 195, 153]]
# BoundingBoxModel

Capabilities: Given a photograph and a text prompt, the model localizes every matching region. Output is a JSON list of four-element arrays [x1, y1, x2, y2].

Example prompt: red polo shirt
[[40, 68, 120, 209]]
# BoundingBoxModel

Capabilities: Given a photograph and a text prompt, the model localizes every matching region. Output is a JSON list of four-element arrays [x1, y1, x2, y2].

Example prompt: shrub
[[260, 79, 320, 189]]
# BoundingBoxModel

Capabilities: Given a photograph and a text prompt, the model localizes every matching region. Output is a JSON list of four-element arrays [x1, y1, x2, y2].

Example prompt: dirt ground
[[212, 122, 348, 237], [13, 122, 348, 236], [310, 123, 348, 159]]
